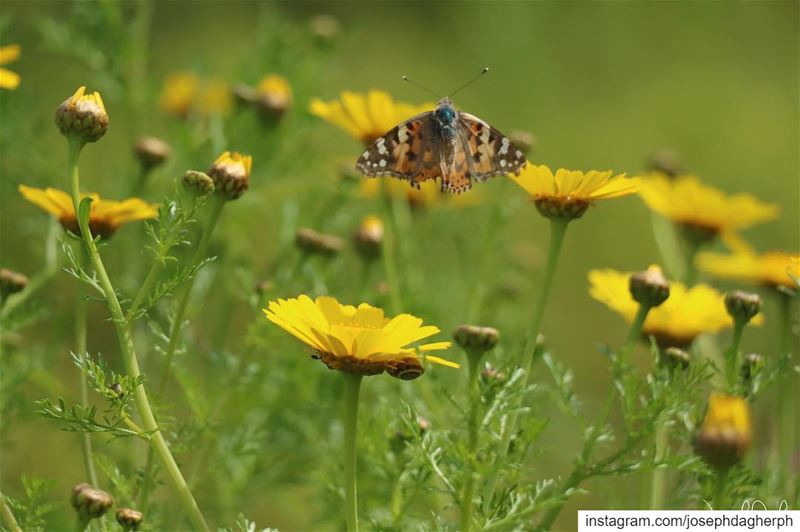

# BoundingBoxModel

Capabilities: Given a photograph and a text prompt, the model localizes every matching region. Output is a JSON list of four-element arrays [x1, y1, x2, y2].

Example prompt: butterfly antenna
[[448, 67, 490, 98], [401, 75, 442, 99]]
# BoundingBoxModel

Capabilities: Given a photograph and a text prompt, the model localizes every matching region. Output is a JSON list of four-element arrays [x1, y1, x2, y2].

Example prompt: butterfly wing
[[355, 113, 440, 188], [458, 112, 527, 181]]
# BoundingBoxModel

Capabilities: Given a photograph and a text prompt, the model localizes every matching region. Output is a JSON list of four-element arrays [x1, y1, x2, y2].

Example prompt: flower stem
[[460, 349, 483, 532], [724, 318, 746, 391], [649, 426, 668, 509], [712, 469, 729, 509], [525, 219, 569, 376], [0, 493, 22, 532], [380, 181, 402, 314], [483, 219, 569, 510], [75, 247, 99, 488], [622, 304, 651, 357], [67, 137, 208, 531], [74, 515, 91, 532], [343, 373, 363, 532], [158, 194, 225, 399]]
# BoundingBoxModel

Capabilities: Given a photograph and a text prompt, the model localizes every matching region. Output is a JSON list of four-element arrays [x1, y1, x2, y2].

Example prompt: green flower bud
[[724, 290, 761, 324], [116, 508, 143, 531], [629, 265, 670, 307], [208, 151, 252, 200], [134, 136, 171, 170], [182, 170, 215, 197], [71, 483, 113, 520], [453, 324, 499, 354], [295, 228, 344, 256], [55, 87, 108, 143]]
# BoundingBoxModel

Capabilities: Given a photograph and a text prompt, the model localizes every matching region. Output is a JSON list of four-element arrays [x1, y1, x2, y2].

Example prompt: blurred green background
[[1, 1, 797, 530]]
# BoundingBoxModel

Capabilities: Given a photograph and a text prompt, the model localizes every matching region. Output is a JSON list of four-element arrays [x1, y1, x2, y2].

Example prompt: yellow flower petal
[[0, 68, 20, 90], [0, 44, 20, 65], [264, 295, 457, 378], [639, 174, 778, 234]]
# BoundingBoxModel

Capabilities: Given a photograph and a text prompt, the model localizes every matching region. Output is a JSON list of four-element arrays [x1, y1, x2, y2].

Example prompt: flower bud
[[181, 170, 215, 197], [453, 324, 499, 354], [295, 228, 343, 256], [481, 364, 507, 384], [1, 268, 29, 299], [55, 86, 108, 143], [629, 265, 670, 308], [353, 215, 384, 259], [724, 290, 761, 324], [740, 353, 764, 383], [116, 508, 143, 531], [71, 483, 113, 519], [309, 14, 341, 41], [134, 136, 171, 170], [534, 197, 590, 220], [208, 151, 252, 200], [232, 84, 258, 106], [255, 75, 292, 120], [416, 416, 430, 433], [509, 130, 536, 155], [662, 347, 690, 370], [107, 382, 124, 398], [694, 393, 751, 469], [646, 148, 683, 178]]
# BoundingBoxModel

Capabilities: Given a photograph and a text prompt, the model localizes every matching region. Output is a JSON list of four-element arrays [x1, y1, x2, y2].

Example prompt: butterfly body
[[356, 97, 526, 194]]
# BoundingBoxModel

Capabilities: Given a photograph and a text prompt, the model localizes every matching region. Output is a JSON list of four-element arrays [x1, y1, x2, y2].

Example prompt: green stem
[[343, 373, 363, 532], [380, 182, 402, 314], [649, 426, 668, 509], [460, 349, 483, 532], [139, 193, 224, 510], [0, 493, 22, 532], [67, 136, 208, 531], [622, 304, 651, 357], [712, 469, 728, 509], [525, 219, 569, 376], [74, 515, 91, 532], [483, 219, 569, 511], [75, 247, 99, 488], [158, 194, 225, 399], [682, 236, 702, 286], [777, 292, 794, 497], [724, 319, 745, 392]]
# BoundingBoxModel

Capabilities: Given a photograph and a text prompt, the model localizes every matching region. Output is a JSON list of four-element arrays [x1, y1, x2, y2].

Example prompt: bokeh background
[[1, 1, 798, 530]]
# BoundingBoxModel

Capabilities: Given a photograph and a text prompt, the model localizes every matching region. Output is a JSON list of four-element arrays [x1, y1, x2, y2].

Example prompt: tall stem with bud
[[343, 373, 363, 532], [65, 129, 208, 530]]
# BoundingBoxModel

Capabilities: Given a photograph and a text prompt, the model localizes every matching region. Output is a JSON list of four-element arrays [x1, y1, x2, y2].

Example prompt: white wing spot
[[377, 138, 388, 155], [362, 151, 369, 159], [500, 159, 507, 167], [499, 137, 510, 155], [379, 159, 386, 168], [515, 150, 522, 158]]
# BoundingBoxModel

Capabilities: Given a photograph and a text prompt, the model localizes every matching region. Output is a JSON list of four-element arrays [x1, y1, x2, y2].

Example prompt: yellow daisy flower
[[697, 250, 800, 290], [0, 44, 21, 90], [638, 174, 778, 240], [159, 71, 200, 118], [310, 90, 434, 145], [694, 393, 751, 469], [255, 74, 292, 117], [588, 268, 762, 348], [509, 164, 640, 219], [19, 185, 158, 239], [264, 295, 458, 380]]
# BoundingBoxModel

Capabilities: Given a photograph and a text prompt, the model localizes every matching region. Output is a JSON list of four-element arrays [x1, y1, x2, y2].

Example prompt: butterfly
[[355, 96, 527, 194]]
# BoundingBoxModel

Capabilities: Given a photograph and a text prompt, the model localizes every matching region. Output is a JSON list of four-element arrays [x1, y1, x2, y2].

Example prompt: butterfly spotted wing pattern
[[356, 104, 526, 194], [458, 113, 527, 181], [356, 114, 442, 188]]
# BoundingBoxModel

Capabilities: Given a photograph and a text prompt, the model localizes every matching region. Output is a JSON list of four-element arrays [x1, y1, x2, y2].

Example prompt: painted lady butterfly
[[355, 97, 527, 194]]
